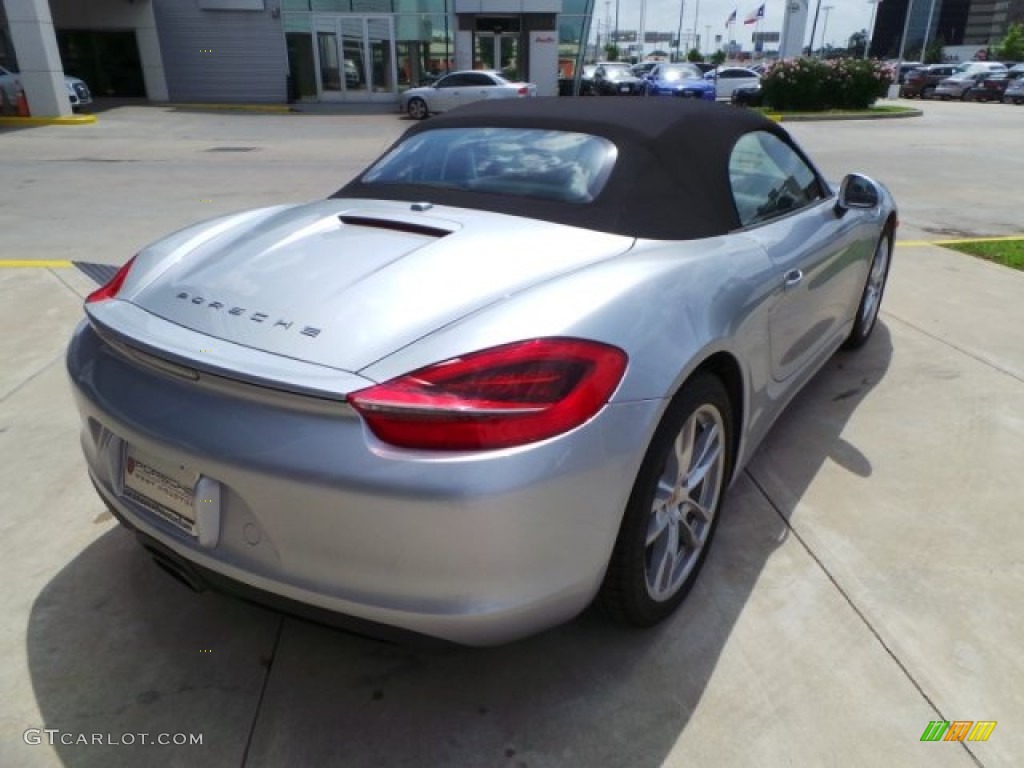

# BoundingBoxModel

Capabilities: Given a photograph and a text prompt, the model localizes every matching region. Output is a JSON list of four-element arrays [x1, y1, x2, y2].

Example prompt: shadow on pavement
[[27, 325, 892, 767]]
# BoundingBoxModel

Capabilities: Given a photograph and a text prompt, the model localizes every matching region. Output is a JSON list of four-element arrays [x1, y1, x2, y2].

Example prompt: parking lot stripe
[[0, 260, 73, 268], [899, 236, 1024, 248]]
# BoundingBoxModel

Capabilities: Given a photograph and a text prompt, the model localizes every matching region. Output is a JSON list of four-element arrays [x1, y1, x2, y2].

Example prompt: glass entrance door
[[474, 33, 520, 81], [314, 16, 396, 101]]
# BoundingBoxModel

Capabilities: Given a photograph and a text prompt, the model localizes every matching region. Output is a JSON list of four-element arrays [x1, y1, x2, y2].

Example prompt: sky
[[591, 0, 879, 54]]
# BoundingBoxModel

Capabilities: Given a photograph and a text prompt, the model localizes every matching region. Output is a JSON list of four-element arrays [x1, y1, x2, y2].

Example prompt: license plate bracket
[[122, 444, 199, 537]]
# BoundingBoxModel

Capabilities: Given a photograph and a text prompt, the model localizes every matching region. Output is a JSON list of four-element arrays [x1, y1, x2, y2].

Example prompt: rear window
[[361, 128, 618, 204]]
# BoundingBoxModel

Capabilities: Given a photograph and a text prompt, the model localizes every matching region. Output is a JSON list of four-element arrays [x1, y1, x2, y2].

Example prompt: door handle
[[783, 269, 803, 290]]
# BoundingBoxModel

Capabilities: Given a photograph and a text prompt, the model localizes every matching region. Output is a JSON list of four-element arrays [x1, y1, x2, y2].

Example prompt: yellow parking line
[[934, 235, 1024, 245], [898, 236, 1024, 248], [0, 260, 73, 268]]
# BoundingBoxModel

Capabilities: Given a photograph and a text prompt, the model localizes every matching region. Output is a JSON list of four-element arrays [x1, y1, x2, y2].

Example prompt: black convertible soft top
[[334, 97, 803, 240]]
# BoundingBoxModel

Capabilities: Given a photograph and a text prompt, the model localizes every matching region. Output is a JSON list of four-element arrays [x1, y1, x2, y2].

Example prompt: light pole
[[639, 0, 647, 62], [820, 5, 834, 55], [675, 0, 688, 61], [809, 0, 823, 56], [920, 0, 939, 62], [693, 0, 701, 55], [614, 0, 620, 58], [864, 0, 881, 59], [706, 25, 712, 56]]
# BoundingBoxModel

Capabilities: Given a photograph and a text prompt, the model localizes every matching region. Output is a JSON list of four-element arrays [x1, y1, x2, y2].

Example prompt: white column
[[136, 3, 169, 102], [5, 0, 71, 116]]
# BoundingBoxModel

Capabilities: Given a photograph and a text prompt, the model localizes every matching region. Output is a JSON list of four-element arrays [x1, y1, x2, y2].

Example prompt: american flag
[[744, 4, 765, 24]]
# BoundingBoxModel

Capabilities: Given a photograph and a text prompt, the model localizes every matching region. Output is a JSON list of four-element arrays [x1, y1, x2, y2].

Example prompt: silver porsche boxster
[[68, 99, 896, 646]]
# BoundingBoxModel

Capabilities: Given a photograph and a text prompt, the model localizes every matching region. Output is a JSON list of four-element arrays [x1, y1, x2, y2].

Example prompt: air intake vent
[[338, 215, 452, 239]]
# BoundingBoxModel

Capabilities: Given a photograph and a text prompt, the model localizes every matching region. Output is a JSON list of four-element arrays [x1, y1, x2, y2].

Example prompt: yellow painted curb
[[0, 260, 73, 268], [0, 114, 96, 126]]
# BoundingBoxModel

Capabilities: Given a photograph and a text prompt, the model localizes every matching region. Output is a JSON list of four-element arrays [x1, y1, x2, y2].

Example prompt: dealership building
[[1, 0, 595, 116]]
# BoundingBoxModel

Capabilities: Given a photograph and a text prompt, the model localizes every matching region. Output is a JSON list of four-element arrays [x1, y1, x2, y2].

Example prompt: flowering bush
[[760, 58, 893, 111]]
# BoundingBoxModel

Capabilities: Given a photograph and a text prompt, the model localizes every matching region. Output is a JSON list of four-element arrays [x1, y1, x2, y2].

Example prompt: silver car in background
[[708, 66, 761, 100], [0, 64, 92, 110], [68, 99, 896, 646], [400, 69, 536, 120]]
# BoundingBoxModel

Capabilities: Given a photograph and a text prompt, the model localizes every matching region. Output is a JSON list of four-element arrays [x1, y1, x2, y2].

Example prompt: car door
[[431, 73, 471, 112], [728, 131, 869, 382], [458, 72, 499, 104]]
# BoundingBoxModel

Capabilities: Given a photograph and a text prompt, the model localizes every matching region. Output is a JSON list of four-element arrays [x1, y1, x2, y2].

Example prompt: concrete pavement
[[1, 99, 1021, 767]]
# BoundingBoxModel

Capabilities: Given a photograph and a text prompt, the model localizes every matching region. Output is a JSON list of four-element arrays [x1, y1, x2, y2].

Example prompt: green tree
[[924, 35, 945, 64], [710, 50, 727, 66], [604, 43, 620, 62], [994, 23, 1024, 62], [848, 30, 868, 58], [687, 47, 703, 62]]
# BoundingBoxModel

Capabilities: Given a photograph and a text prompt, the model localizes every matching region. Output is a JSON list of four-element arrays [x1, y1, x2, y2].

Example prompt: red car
[[900, 64, 959, 99], [964, 70, 1024, 102]]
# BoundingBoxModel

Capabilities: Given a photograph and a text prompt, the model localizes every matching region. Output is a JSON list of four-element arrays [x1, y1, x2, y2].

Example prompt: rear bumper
[[68, 320, 660, 645], [96, 484, 453, 647]]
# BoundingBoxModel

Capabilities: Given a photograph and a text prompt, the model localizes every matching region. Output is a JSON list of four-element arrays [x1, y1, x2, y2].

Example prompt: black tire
[[406, 97, 428, 120], [599, 373, 733, 627], [843, 226, 893, 350]]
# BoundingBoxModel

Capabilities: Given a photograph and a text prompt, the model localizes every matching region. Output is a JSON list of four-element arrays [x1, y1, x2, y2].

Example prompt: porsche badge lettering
[[175, 292, 322, 338]]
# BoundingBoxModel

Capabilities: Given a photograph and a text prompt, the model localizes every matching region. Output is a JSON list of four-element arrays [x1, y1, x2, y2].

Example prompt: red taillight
[[85, 256, 136, 304], [349, 338, 627, 450], [517, 86, 529, 96]]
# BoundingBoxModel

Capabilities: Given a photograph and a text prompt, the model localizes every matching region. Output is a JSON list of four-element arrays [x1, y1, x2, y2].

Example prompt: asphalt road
[[1, 99, 1022, 768]]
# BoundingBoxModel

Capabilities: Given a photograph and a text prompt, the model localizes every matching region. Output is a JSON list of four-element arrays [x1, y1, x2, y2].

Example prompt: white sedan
[[401, 70, 536, 120], [0, 65, 92, 111], [707, 66, 761, 100]]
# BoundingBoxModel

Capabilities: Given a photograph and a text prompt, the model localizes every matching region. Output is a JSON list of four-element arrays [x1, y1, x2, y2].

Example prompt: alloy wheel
[[644, 404, 726, 602], [859, 235, 890, 332]]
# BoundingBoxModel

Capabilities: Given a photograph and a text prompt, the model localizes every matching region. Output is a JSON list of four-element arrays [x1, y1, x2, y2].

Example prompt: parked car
[[899, 64, 959, 99], [0, 65, 92, 111], [933, 71, 990, 100], [963, 70, 1024, 102], [952, 61, 1008, 76], [731, 83, 763, 107], [707, 66, 761, 100], [343, 59, 361, 88], [400, 70, 536, 119], [892, 61, 923, 84], [579, 64, 598, 95], [592, 62, 644, 95], [642, 62, 715, 100], [68, 98, 896, 646], [1003, 75, 1024, 104], [631, 62, 659, 78]]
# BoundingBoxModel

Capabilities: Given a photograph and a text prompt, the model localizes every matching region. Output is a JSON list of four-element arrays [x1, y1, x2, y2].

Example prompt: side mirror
[[836, 173, 881, 214]]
